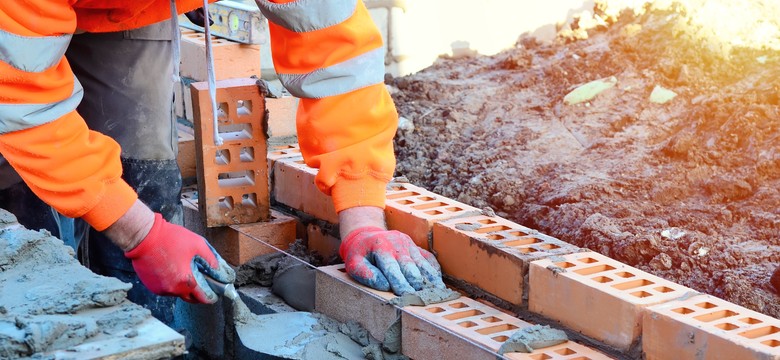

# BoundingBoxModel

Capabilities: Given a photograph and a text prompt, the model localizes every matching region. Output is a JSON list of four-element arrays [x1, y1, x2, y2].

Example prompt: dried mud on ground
[[391, 2, 780, 318]]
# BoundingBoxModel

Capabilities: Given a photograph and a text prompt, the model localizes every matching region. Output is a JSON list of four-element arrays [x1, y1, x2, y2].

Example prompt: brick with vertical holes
[[643, 294, 780, 360], [267, 143, 301, 178], [529, 251, 696, 351], [179, 29, 261, 82], [265, 95, 298, 139], [432, 215, 580, 306], [384, 182, 481, 250], [191, 78, 270, 227], [504, 341, 615, 360]]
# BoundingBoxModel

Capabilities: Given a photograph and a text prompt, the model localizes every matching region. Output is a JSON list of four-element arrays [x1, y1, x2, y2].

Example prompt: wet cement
[[497, 325, 568, 354], [388, 287, 461, 307], [0, 220, 150, 358]]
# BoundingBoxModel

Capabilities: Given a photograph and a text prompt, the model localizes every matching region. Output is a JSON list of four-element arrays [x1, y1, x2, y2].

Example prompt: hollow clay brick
[[384, 181, 481, 250], [306, 223, 340, 259], [179, 29, 261, 82], [191, 78, 270, 227], [265, 95, 299, 139], [177, 125, 197, 179], [643, 294, 780, 360], [273, 158, 339, 224], [529, 251, 696, 351], [315, 265, 399, 343], [432, 215, 580, 306], [504, 340, 615, 359]]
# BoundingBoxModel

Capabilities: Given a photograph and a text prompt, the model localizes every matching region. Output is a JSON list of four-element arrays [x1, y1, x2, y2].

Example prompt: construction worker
[[0, 0, 444, 325]]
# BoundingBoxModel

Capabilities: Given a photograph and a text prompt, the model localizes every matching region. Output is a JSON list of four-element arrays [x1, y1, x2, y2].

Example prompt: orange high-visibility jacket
[[0, 0, 397, 231]]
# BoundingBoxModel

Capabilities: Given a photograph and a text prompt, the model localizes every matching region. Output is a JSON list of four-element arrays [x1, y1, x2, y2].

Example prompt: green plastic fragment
[[649, 85, 678, 104], [563, 76, 618, 105]]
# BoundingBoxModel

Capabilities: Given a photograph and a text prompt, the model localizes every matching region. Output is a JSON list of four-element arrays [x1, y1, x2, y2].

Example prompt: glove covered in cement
[[124, 213, 235, 304], [340, 226, 445, 295]]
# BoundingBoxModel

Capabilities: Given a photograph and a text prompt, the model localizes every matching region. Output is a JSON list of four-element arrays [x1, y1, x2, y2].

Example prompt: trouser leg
[[65, 20, 182, 326]]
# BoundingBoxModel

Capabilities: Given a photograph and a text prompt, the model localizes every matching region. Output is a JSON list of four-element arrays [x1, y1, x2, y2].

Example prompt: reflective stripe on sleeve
[[0, 78, 83, 134], [277, 47, 385, 99], [256, 0, 357, 33], [0, 29, 71, 73]]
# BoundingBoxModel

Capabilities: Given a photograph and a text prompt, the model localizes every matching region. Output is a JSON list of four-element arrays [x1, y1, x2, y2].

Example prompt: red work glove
[[124, 213, 235, 304], [340, 227, 445, 295]]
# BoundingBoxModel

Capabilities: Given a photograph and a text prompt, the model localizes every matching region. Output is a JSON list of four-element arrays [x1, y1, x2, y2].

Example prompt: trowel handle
[[205, 275, 239, 300]]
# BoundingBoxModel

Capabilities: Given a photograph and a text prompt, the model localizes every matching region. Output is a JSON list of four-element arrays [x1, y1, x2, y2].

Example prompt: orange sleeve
[[0, 1, 137, 230], [264, 0, 397, 212]]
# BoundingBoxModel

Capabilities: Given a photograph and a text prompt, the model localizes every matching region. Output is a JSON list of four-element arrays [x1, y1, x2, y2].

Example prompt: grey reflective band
[[0, 29, 71, 73], [256, 0, 357, 33], [278, 47, 385, 99], [0, 79, 84, 134]]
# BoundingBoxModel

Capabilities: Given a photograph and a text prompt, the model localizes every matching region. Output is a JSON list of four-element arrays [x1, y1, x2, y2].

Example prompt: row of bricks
[[267, 147, 780, 359]]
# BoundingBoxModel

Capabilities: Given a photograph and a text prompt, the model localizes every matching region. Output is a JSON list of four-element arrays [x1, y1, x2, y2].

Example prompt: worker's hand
[[340, 226, 445, 295], [124, 213, 235, 304]]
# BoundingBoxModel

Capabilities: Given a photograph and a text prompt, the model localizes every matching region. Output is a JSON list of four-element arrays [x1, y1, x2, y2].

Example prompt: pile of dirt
[[391, 0, 780, 317]]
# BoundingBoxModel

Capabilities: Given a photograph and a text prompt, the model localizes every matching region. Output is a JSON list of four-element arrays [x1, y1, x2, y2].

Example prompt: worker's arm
[[255, 0, 444, 294], [0, 1, 232, 303]]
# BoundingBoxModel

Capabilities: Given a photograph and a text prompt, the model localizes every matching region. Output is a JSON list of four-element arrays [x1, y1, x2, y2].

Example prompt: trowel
[[204, 276, 366, 359]]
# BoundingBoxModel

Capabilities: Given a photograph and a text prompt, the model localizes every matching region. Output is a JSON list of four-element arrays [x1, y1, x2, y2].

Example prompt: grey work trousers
[[0, 20, 182, 326]]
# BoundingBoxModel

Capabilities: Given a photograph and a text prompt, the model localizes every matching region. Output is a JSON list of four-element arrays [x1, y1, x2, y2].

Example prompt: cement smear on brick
[[0, 225, 148, 358], [497, 324, 568, 354], [388, 287, 461, 307]]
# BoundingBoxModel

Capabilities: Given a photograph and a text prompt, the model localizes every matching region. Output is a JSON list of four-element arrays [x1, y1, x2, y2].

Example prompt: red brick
[[432, 215, 580, 306], [384, 182, 480, 250], [643, 294, 780, 360], [273, 157, 338, 224], [306, 223, 340, 259], [191, 78, 270, 227], [177, 125, 197, 179], [504, 341, 615, 360], [179, 29, 261, 82], [529, 251, 696, 351]]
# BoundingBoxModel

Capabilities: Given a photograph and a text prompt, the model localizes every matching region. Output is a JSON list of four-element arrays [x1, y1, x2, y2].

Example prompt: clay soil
[[391, 2, 780, 318]]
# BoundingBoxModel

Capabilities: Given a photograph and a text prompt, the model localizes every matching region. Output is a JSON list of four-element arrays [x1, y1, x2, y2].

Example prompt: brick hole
[[615, 271, 635, 278], [482, 316, 501, 323], [477, 219, 497, 225], [486, 234, 505, 240], [387, 184, 409, 192], [426, 307, 445, 314], [240, 147, 254, 162], [411, 201, 448, 210], [592, 276, 613, 283], [218, 170, 255, 187], [504, 237, 541, 247], [740, 317, 762, 325], [554, 347, 576, 355], [218, 123, 253, 141], [761, 339, 780, 347], [655, 286, 674, 293], [492, 335, 509, 342], [696, 302, 718, 309], [474, 225, 512, 234], [218, 196, 234, 210], [579, 257, 598, 263], [212, 40, 224, 44], [518, 247, 539, 254], [529, 355, 552, 360], [575, 264, 616, 275], [613, 279, 655, 290], [337, 268, 346, 273], [537, 243, 560, 250], [294, 160, 305, 164], [387, 191, 421, 199], [449, 302, 468, 309], [509, 230, 528, 236], [694, 310, 738, 322], [458, 321, 478, 328], [475, 324, 518, 335], [417, 196, 435, 201], [241, 193, 257, 207], [424, 210, 444, 215], [444, 310, 485, 320], [739, 326, 780, 339], [715, 323, 739, 331], [237, 100, 252, 116], [396, 199, 414, 205], [672, 307, 695, 315], [273, 145, 296, 150], [554, 261, 577, 269], [217, 102, 229, 121], [215, 149, 230, 165], [445, 206, 463, 212], [630, 291, 653, 298]]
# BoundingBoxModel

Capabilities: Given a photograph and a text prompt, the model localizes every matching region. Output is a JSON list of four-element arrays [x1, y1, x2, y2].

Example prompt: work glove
[[124, 213, 235, 304], [340, 226, 446, 295], [184, 8, 213, 27]]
